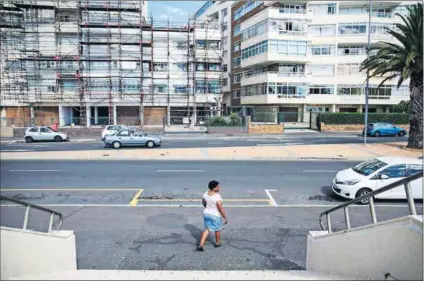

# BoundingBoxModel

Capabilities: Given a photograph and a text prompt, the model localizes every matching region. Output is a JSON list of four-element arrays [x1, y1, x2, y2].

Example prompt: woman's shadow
[[184, 224, 214, 246]]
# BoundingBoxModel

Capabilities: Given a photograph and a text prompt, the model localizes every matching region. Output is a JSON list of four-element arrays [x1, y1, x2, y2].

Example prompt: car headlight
[[343, 179, 360, 185]]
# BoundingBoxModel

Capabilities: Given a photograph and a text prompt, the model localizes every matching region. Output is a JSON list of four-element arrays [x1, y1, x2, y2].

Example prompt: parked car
[[101, 125, 130, 140], [332, 157, 422, 204], [24, 126, 69, 143], [363, 123, 407, 137], [104, 129, 162, 149]]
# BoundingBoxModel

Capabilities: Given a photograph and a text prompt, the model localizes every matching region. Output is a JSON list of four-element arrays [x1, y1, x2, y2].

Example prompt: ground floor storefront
[[0, 104, 222, 128]]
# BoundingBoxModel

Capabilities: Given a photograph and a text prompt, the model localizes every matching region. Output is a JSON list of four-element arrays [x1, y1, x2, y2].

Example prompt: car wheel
[[25, 136, 33, 143], [112, 141, 122, 149], [355, 188, 372, 205], [54, 136, 63, 142], [397, 131, 405, 137], [374, 131, 381, 137], [146, 140, 155, 148]]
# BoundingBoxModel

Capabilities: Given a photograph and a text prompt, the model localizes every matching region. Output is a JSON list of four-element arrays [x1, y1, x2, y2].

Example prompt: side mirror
[[380, 174, 389, 180]]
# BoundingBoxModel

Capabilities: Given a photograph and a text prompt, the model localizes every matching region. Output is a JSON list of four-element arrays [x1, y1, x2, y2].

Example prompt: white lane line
[[303, 170, 338, 173], [265, 189, 278, 206], [256, 143, 303, 146], [8, 170, 62, 172], [1, 150, 33, 152], [156, 170, 205, 173], [1, 204, 419, 208]]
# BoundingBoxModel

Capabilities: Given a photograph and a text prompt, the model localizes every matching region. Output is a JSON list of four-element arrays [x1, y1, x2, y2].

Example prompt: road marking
[[303, 170, 338, 173], [8, 170, 62, 172], [129, 189, 144, 207], [139, 198, 269, 202], [1, 150, 33, 152], [265, 189, 278, 206], [0, 188, 141, 191], [1, 204, 419, 208], [156, 170, 205, 173]]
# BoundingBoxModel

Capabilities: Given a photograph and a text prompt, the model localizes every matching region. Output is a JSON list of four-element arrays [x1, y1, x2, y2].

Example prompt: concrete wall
[[321, 123, 410, 132], [307, 215, 423, 280], [246, 116, 284, 134], [0, 227, 77, 280], [0, 127, 14, 138]]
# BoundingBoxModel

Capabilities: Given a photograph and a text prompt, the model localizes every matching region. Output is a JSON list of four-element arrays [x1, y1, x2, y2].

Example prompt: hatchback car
[[332, 157, 422, 204], [24, 126, 69, 143], [363, 123, 407, 137], [104, 130, 162, 149], [101, 125, 130, 141]]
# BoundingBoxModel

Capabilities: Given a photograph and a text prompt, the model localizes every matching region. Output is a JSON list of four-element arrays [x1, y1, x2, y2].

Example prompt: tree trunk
[[407, 74, 423, 149]]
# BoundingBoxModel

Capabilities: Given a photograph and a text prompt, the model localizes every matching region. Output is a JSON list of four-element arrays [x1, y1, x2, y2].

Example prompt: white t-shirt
[[203, 191, 223, 217]]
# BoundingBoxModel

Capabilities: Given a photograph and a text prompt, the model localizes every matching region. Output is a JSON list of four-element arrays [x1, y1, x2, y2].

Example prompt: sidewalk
[[1, 142, 421, 161]]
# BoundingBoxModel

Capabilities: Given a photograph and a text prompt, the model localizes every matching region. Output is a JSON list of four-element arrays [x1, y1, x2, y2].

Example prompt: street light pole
[[364, 0, 373, 144]]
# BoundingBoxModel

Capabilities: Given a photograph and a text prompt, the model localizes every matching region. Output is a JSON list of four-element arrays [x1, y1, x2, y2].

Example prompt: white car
[[332, 157, 423, 204], [101, 125, 130, 140], [24, 126, 69, 143]]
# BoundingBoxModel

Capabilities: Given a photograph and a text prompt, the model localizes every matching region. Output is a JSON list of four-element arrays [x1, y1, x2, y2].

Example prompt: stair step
[[14, 270, 356, 280]]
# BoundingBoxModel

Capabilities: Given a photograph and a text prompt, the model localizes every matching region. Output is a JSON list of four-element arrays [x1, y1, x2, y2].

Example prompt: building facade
[[196, 0, 416, 123], [0, 0, 222, 127]]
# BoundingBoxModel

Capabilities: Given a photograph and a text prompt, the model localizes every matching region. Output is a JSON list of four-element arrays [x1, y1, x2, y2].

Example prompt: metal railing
[[319, 171, 423, 233], [0, 195, 63, 233]]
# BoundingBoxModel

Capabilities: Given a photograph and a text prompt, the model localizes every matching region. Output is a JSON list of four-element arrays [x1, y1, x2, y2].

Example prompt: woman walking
[[197, 180, 228, 251]]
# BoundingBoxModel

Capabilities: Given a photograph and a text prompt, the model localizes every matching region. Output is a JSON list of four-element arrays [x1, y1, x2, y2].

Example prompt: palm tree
[[360, 3, 423, 149]]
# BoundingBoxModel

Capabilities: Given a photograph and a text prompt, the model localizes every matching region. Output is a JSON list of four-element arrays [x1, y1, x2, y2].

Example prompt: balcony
[[241, 71, 308, 86]]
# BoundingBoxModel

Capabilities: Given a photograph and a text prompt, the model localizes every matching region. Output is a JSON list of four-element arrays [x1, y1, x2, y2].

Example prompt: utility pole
[[364, 0, 372, 144]]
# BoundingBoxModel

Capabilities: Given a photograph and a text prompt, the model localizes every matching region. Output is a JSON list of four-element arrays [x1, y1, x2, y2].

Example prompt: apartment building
[[195, 0, 234, 115], [0, 0, 221, 127], [197, 0, 416, 122]]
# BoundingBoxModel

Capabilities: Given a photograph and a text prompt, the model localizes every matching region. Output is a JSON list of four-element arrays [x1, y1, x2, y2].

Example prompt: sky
[[148, 1, 206, 23]]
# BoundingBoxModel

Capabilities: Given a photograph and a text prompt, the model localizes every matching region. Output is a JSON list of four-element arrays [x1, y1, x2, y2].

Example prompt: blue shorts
[[203, 213, 222, 232]]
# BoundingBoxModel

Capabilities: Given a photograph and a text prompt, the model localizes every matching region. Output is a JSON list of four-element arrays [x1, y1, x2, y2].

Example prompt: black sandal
[[197, 246, 204, 252], [214, 243, 222, 248]]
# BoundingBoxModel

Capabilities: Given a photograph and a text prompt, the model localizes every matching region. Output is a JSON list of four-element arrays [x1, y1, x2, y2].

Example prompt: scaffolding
[[0, 0, 222, 127]]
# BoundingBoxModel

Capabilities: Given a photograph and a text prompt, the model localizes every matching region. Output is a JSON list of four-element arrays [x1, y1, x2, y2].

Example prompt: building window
[[233, 57, 241, 67], [269, 19, 308, 35], [153, 63, 168, 71], [241, 40, 268, 60], [279, 65, 305, 76], [311, 65, 335, 77], [339, 7, 365, 15], [223, 64, 228, 72], [195, 79, 221, 94], [268, 40, 307, 56], [310, 3, 337, 15], [221, 23, 228, 31], [311, 45, 336, 56], [234, 1, 263, 21], [221, 8, 228, 18], [337, 64, 361, 76], [234, 41, 241, 52], [222, 78, 228, 86], [232, 89, 241, 98], [337, 46, 366, 56], [370, 8, 392, 18], [154, 84, 167, 93], [309, 85, 334, 95], [234, 25, 241, 36], [370, 23, 394, 35], [174, 85, 187, 93], [241, 83, 268, 97], [222, 36, 228, 46], [369, 85, 391, 99], [233, 73, 242, 83], [242, 20, 267, 41], [338, 23, 367, 35], [308, 24, 336, 36], [279, 4, 306, 14], [337, 84, 364, 95]]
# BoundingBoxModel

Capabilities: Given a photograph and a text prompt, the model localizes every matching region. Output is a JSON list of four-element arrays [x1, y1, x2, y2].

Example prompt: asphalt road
[[0, 132, 406, 152], [1, 160, 421, 271], [1, 160, 421, 206]]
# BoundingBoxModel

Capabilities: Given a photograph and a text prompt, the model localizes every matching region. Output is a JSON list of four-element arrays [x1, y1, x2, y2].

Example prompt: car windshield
[[352, 159, 387, 176]]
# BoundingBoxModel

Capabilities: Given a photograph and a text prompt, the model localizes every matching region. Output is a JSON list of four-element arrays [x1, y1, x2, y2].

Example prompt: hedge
[[318, 113, 409, 125]]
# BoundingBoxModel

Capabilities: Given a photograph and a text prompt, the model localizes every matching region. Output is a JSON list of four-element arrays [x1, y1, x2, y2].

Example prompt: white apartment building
[[0, 0, 221, 127], [197, 0, 416, 122]]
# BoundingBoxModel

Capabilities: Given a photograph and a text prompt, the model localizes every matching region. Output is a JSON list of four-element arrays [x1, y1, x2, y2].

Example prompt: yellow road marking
[[139, 198, 269, 202], [0, 188, 141, 192], [129, 189, 144, 207]]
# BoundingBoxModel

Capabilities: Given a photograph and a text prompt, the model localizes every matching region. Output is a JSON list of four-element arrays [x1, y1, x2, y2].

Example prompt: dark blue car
[[363, 123, 407, 137]]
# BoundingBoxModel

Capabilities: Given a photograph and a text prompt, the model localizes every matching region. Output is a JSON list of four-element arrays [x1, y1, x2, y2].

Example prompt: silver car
[[24, 126, 69, 143], [104, 130, 162, 149]]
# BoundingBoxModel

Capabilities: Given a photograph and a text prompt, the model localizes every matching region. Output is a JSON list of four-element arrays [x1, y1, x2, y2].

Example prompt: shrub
[[206, 114, 244, 127], [318, 113, 409, 125], [228, 113, 243, 126]]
